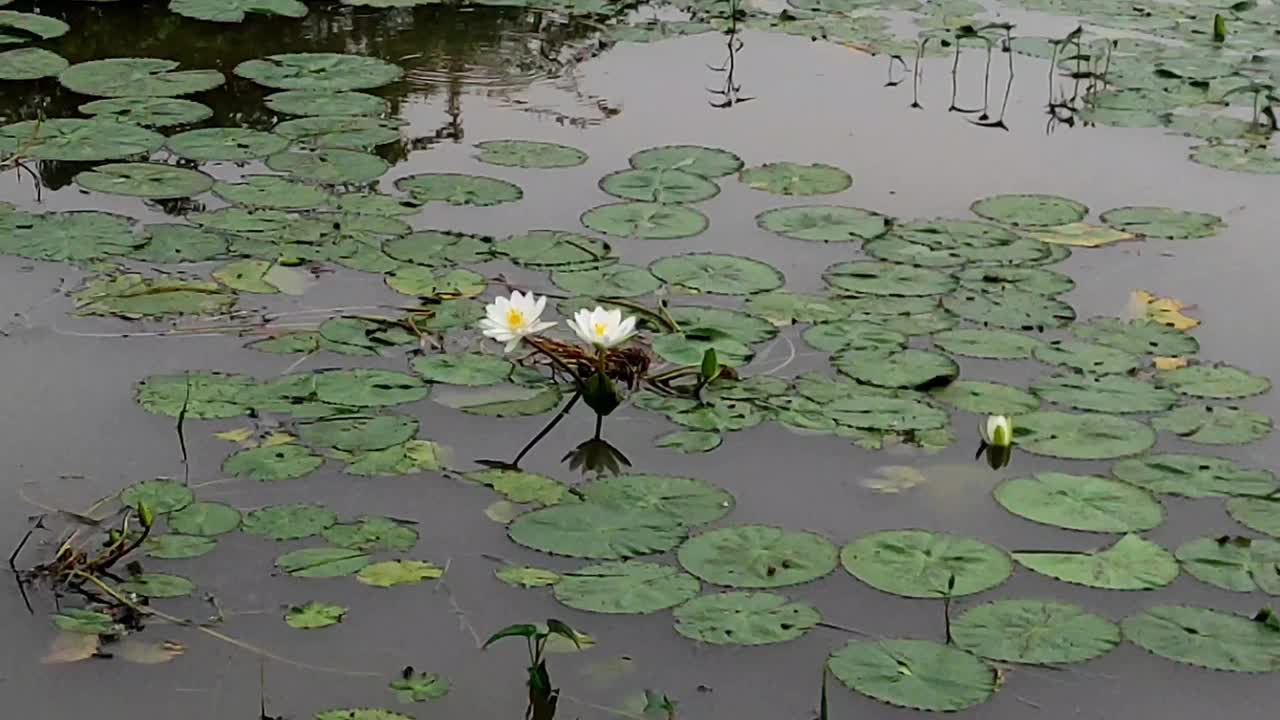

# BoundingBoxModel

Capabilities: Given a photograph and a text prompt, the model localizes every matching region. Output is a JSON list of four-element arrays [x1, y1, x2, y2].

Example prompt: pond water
[[3, 0, 1280, 718]]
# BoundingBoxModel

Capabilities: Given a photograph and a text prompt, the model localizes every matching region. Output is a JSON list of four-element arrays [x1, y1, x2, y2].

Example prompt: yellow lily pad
[[1029, 223, 1133, 248]]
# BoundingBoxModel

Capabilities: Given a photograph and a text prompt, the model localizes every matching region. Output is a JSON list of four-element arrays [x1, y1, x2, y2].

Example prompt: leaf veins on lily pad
[[357, 560, 444, 587], [739, 162, 851, 195]]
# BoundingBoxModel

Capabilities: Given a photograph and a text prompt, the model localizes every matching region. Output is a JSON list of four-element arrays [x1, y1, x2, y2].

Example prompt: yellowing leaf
[[214, 427, 255, 443], [43, 632, 99, 664], [859, 465, 928, 494], [484, 500, 520, 524], [1131, 290, 1200, 330], [1154, 356, 1189, 370], [260, 432, 296, 448], [119, 639, 185, 664], [1029, 222, 1133, 247]]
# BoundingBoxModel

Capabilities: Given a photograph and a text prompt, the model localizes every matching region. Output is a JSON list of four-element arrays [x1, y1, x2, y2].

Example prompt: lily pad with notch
[[508, 502, 688, 560], [120, 479, 194, 515], [823, 261, 956, 296], [841, 529, 1011, 598], [971, 193, 1088, 227], [756, 205, 889, 242], [412, 352, 512, 386], [74, 163, 213, 199], [649, 253, 784, 295], [212, 175, 329, 210], [1227, 496, 1280, 538], [932, 328, 1042, 359], [1033, 340, 1140, 375], [79, 97, 212, 127], [1153, 404, 1273, 445], [234, 52, 402, 91], [1031, 374, 1178, 413], [135, 371, 255, 419], [332, 440, 443, 476], [801, 320, 907, 353], [383, 230, 492, 267], [396, 173, 522, 207], [1158, 364, 1271, 399], [551, 263, 659, 298], [0, 47, 66, 80], [1073, 317, 1199, 356], [1113, 454, 1278, 498], [59, 58, 224, 97], [581, 201, 709, 239], [464, 468, 569, 506], [298, 414, 418, 452], [827, 639, 997, 712], [495, 230, 612, 271], [119, 573, 195, 598], [1176, 536, 1280, 594], [1122, 606, 1280, 672], [629, 144, 742, 178], [273, 115, 403, 150], [952, 600, 1120, 665], [322, 516, 418, 552], [0, 11, 69, 45], [673, 591, 819, 645], [677, 525, 838, 588], [275, 547, 370, 578], [168, 501, 241, 536], [739, 162, 851, 195], [265, 89, 387, 116], [931, 380, 1038, 415], [599, 168, 719, 203], [475, 139, 587, 168], [267, 148, 389, 183], [582, 474, 734, 526], [167, 127, 288, 161], [954, 265, 1074, 295], [943, 288, 1076, 329], [833, 348, 958, 390], [385, 267, 486, 299], [223, 444, 324, 481], [553, 561, 700, 614], [1015, 411, 1155, 459], [242, 503, 338, 540], [357, 560, 443, 587], [0, 118, 163, 162], [285, 601, 347, 630], [1100, 206, 1224, 239], [144, 534, 217, 559], [169, 0, 308, 22], [995, 472, 1164, 532], [1013, 534, 1178, 590]]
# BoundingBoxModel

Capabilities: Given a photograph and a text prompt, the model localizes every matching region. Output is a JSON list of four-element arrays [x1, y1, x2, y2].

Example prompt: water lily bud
[[581, 372, 622, 417], [700, 348, 720, 382], [137, 501, 154, 529]]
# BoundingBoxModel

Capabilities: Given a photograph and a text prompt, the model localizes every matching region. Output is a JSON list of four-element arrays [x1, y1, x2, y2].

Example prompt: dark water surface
[[3, 1, 1280, 718]]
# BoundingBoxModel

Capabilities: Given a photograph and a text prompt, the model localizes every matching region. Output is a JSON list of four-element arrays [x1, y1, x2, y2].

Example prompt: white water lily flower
[[478, 291, 556, 352], [567, 306, 638, 349], [980, 415, 1014, 448]]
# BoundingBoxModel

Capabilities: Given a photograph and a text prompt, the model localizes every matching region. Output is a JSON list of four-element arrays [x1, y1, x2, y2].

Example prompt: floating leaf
[[274, 115, 402, 150], [0, 11, 68, 45], [1191, 143, 1280, 174], [553, 561, 700, 614], [824, 261, 955, 296], [120, 479, 193, 515], [1014, 411, 1154, 459], [298, 414, 418, 452], [390, 672, 451, 702], [952, 600, 1120, 665], [332, 440, 444, 476], [600, 168, 719, 203], [828, 640, 997, 712], [0, 210, 146, 263], [942, 287, 1075, 329], [384, 230, 491, 267], [674, 591, 819, 645], [433, 381, 561, 417], [802, 320, 906, 353], [581, 201, 709, 239], [583, 474, 733, 526], [1100, 206, 1224, 239], [1130, 289, 1200, 330], [995, 473, 1164, 532], [266, 148, 389, 183], [0, 47, 66, 80], [841, 530, 1011, 598], [130, 224, 228, 263], [235, 53, 402, 91], [1034, 340, 1140, 375], [1073, 317, 1199, 356], [1031, 374, 1178, 413], [395, 173, 521, 206], [286, 601, 347, 629], [1227, 496, 1280, 538], [739, 162, 851, 195], [135, 371, 255, 419], [79, 97, 212, 127], [475, 139, 586, 168], [313, 369, 428, 407], [276, 547, 371, 578], [931, 380, 1038, 415], [212, 175, 329, 210], [823, 395, 948, 432], [495, 230, 612, 270], [1027, 222, 1133, 247], [509, 503, 687, 559], [1153, 404, 1272, 445], [932, 328, 1042, 359], [655, 430, 721, 453], [168, 501, 241, 536], [52, 609, 118, 635], [265, 90, 387, 116], [1122, 606, 1280, 671], [73, 274, 235, 318], [323, 516, 418, 552], [756, 205, 889, 242], [386, 267, 485, 299], [412, 353, 512, 387], [496, 565, 561, 588], [678, 525, 837, 588], [224, 444, 323, 481], [167, 127, 288, 161], [1113, 454, 1277, 498], [953, 266, 1073, 295], [465, 468, 570, 506], [43, 632, 99, 664], [119, 573, 195, 598], [650, 253, 784, 295], [1176, 537, 1280, 594], [833, 348, 958, 390], [971, 193, 1088, 227], [315, 711, 412, 720], [551, 263, 659, 298], [59, 57, 223, 98], [1159, 364, 1270, 399], [1013, 534, 1177, 590], [357, 560, 443, 587], [242, 503, 338, 540], [629, 144, 742, 178], [75, 163, 213, 199]]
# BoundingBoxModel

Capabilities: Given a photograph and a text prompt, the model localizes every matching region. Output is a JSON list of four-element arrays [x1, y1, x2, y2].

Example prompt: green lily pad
[[357, 559, 443, 587], [1176, 537, 1280, 594], [265, 90, 387, 116], [495, 565, 560, 588], [242, 503, 338, 540], [823, 261, 955, 296], [1113, 454, 1277, 498], [72, 274, 236, 318], [931, 380, 1039, 415], [135, 371, 255, 419], [599, 168, 719, 203], [53, 609, 119, 635], [274, 115, 402, 150], [385, 267, 485, 299], [213, 260, 308, 295], [383, 230, 492, 267], [823, 394, 949, 432], [167, 127, 288, 161], [223, 444, 324, 481], [168, 501, 241, 536], [494, 230, 612, 270], [212, 176, 329, 210], [1159, 364, 1271, 399], [892, 217, 1019, 248], [1015, 411, 1154, 459], [802, 321, 906, 353], [841, 530, 1011, 598], [1031, 374, 1178, 414], [1122, 606, 1280, 671], [235, 53, 402, 91], [333, 440, 443, 476], [298, 414, 418, 452], [267, 148, 389, 183], [131, 224, 228, 263], [390, 672, 451, 702], [74, 163, 213, 199], [551, 263, 659, 298], [1100, 206, 1224, 239], [59, 58, 224, 97], [673, 591, 819, 645], [954, 265, 1073, 295], [79, 97, 213, 127], [508, 503, 687, 559], [581, 201, 709, 239], [286, 601, 347, 629], [120, 478, 194, 515], [971, 193, 1088, 226], [1013, 534, 1178, 590], [412, 353, 512, 386], [862, 236, 966, 267], [1191, 143, 1280, 174], [942, 288, 1076, 329], [666, 306, 777, 344], [314, 369, 427, 407], [1033, 340, 1140, 375], [1228, 496, 1280, 538], [1153, 404, 1272, 445], [395, 173, 521, 206], [582, 474, 733, 525], [0, 47, 66, 79], [995, 472, 1164, 532], [145, 534, 218, 559], [833, 348, 958, 390], [433, 381, 561, 417], [170, 0, 308, 22], [655, 430, 722, 453], [756, 205, 889, 242], [677, 525, 837, 588], [322, 516, 418, 552], [334, 192, 420, 217], [553, 561, 699, 614], [0, 11, 69, 45], [649, 253, 784, 295], [1072, 317, 1200, 356], [315, 711, 411, 720], [464, 468, 569, 506], [739, 162, 851, 195], [952, 600, 1120, 664], [475, 139, 587, 168], [119, 573, 195, 598], [276, 547, 371, 578], [932, 329, 1042, 359], [828, 640, 997, 712], [0, 118, 163, 161], [316, 317, 415, 355], [629, 144, 742, 178]]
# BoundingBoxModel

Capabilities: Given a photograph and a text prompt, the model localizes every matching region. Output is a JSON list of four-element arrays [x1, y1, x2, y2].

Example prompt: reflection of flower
[[979, 415, 1014, 448], [567, 307, 637, 349], [563, 437, 631, 476], [479, 291, 556, 352]]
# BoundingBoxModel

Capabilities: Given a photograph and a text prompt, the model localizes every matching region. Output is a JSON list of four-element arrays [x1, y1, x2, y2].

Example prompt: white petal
[[530, 320, 557, 334], [532, 294, 547, 318], [504, 338, 522, 352], [605, 308, 623, 330], [616, 315, 637, 339]]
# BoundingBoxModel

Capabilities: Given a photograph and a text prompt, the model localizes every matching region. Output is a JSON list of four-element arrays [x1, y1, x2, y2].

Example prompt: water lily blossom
[[980, 415, 1014, 448], [567, 306, 638, 349], [479, 291, 556, 352]]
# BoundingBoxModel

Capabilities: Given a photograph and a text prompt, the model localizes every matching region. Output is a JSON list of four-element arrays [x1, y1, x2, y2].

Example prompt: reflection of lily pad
[[629, 144, 742, 178], [79, 97, 212, 127], [1122, 606, 1280, 671], [971, 193, 1088, 226], [553, 561, 700, 614], [1153, 404, 1273, 445], [1032, 374, 1178, 413], [509, 503, 687, 560], [1014, 534, 1177, 590], [235, 52, 402, 91], [678, 525, 837, 588], [475, 139, 587, 168], [1113, 454, 1277, 498], [995, 472, 1163, 532], [756, 205, 889, 242], [581, 201, 709, 239], [1100, 206, 1224, 239], [674, 591, 819, 645], [828, 639, 996, 712], [1015, 411, 1154, 459], [59, 58, 224, 97], [953, 600, 1120, 664], [739, 162, 851, 195], [841, 530, 1011, 598], [74, 163, 213, 199], [650, 253, 784, 295], [396, 173, 522, 206], [167, 127, 288, 161], [823, 261, 955, 296]]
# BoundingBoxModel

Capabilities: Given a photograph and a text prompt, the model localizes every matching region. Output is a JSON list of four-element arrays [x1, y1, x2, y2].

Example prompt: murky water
[[4, 0, 1280, 717]]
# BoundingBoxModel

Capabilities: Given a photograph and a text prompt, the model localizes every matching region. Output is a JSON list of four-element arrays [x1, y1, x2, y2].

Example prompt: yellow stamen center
[[593, 322, 608, 337], [506, 308, 525, 328]]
